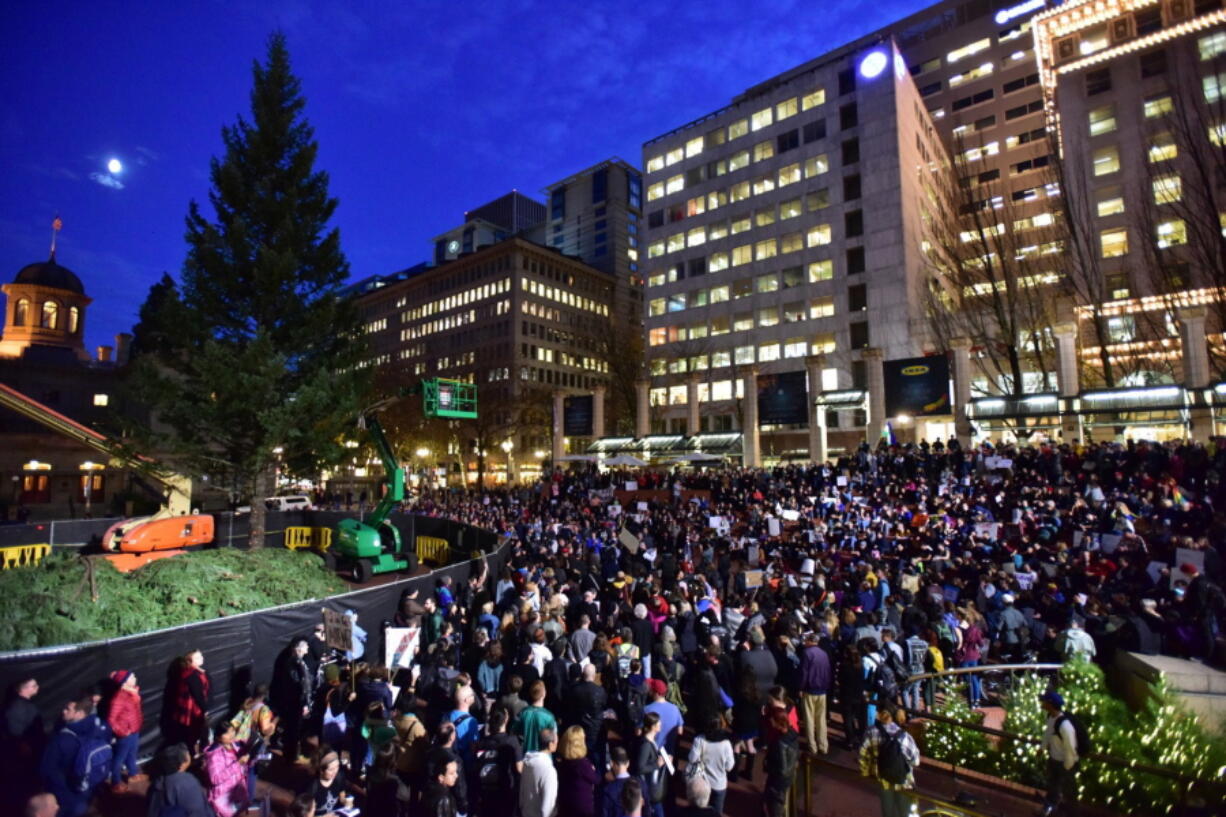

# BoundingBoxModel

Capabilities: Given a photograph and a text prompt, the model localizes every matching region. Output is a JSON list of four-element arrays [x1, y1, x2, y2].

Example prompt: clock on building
[[447, 240, 460, 254]]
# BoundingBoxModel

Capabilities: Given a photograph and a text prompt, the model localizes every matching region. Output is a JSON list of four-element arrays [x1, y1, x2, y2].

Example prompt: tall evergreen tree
[[131, 32, 367, 548]]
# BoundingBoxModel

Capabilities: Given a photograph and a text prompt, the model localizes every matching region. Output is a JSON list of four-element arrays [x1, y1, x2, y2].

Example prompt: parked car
[[235, 495, 315, 514]]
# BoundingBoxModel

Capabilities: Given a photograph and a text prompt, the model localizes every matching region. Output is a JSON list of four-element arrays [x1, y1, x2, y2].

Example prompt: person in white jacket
[[520, 727, 559, 817], [687, 717, 735, 815]]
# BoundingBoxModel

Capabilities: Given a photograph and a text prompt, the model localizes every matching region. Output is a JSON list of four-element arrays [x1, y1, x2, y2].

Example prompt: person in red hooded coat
[[106, 670, 143, 789]]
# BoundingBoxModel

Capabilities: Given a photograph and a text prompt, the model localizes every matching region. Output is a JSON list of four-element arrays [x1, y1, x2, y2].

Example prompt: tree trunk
[[248, 467, 271, 550]]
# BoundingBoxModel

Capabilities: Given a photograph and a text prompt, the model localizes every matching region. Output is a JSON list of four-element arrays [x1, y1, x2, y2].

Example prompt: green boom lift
[[328, 380, 478, 582], [328, 391, 417, 583]]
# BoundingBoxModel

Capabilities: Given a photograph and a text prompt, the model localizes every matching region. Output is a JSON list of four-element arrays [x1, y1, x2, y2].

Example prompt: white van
[[236, 495, 315, 514], [266, 495, 314, 512]]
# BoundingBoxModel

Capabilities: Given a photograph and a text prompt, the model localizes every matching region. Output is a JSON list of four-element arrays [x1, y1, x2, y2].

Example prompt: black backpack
[[475, 740, 512, 793], [623, 683, 647, 733], [867, 654, 899, 701], [875, 724, 911, 785], [1056, 712, 1093, 758]]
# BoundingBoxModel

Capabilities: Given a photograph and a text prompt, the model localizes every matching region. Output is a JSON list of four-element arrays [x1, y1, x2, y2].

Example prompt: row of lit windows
[[436, 351, 476, 370], [648, 151, 829, 204], [647, 224, 833, 271], [648, 298, 839, 345], [521, 300, 561, 322], [364, 318, 388, 333], [649, 262, 835, 314], [645, 89, 827, 174], [520, 277, 609, 316], [402, 278, 511, 322], [401, 301, 511, 341]]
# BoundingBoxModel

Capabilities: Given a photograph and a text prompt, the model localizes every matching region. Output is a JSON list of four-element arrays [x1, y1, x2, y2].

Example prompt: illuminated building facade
[[354, 236, 615, 476], [1032, 0, 1226, 394], [641, 41, 950, 460]]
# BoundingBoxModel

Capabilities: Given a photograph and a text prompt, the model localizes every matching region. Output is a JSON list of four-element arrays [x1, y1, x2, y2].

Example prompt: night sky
[[1, 0, 931, 352]]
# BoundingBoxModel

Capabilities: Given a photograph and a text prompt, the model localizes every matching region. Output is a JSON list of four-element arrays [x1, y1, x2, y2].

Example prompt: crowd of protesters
[[3, 436, 1225, 817]]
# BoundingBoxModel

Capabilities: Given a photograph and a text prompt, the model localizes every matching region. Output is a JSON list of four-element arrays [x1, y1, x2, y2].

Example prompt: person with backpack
[[763, 708, 800, 817], [858, 706, 920, 817], [999, 594, 1030, 662], [472, 707, 522, 817], [643, 677, 683, 755], [39, 693, 110, 817], [1040, 691, 1083, 817]]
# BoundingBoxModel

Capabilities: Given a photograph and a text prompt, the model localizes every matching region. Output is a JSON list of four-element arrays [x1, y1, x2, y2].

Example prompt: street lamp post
[[500, 439, 514, 485]]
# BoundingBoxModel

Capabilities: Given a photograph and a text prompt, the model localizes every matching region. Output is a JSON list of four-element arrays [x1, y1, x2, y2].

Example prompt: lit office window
[[685, 136, 704, 158], [808, 260, 833, 282], [807, 225, 832, 247], [805, 155, 829, 177], [780, 233, 804, 254], [665, 174, 684, 194], [666, 147, 684, 165], [1100, 228, 1128, 258], [1205, 72, 1226, 104], [1088, 105, 1116, 135], [1156, 219, 1187, 249], [1096, 187, 1124, 217], [1148, 133, 1177, 163], [728, 119, 749, 140], [647, 182, 664, 201], [809, 297, 835, 319], [755, 239, 777, 261], [646, 155, 664, 172], [751, 108, 773, 131], [780, 198, 803, 220], [947, 37, 990, 63], [1153, 174, 1181, 205], [802, 89, 826, 110], [1201, 31, 1226, 61], [776, 98, 798, 120], [1143, 95, 1172, 119], [778, 163, 801, 187], [758, 343, 781, 362], [687, 227, 707, 247], [1092, 146, 1120, 176]]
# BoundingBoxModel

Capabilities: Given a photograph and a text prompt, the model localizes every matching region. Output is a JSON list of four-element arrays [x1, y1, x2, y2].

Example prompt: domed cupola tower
[[0, 219, 92, 360]]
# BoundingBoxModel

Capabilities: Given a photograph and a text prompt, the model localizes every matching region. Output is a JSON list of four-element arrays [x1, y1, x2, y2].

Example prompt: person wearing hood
[[40, 694, 105, 817]]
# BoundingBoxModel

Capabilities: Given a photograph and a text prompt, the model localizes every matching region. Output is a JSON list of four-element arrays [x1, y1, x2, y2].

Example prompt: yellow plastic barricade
[[0, 543, 51, 570], [416, 535, 450, 566], [284, 526, 332, 551]]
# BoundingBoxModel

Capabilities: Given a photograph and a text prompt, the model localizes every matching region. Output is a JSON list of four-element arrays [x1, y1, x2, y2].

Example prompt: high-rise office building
[[639, 0, 1200, 458], [641, 40, 950, 459], [544, 159, 645, 433], [354, 236, 614, 481], [1032, 0, 1226, 383]]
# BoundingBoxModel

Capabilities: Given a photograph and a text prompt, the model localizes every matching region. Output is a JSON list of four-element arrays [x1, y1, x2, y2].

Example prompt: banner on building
[[757, 370, 809, 426], [884, 355, 951, 417], [564, 395, 594, 436]]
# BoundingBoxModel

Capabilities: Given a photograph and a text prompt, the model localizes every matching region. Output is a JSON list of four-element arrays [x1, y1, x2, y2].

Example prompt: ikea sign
[[994, 0, 1046, 25]]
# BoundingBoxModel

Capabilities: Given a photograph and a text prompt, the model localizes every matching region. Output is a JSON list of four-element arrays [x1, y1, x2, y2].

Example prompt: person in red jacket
[[107, 670, 143, 790]]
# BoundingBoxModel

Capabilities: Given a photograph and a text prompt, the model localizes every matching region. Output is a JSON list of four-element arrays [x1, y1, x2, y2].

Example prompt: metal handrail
[[904, 662, 1065, 682], [901, 663, 1224, 789], [792, 750, 1009, 817]]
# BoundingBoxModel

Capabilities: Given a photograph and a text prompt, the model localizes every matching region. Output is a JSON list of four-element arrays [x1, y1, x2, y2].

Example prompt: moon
[[107, 158, 122, 174]]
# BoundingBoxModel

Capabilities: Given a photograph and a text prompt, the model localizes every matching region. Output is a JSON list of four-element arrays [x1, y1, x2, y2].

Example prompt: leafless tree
[[922, 135, 1060, 397]]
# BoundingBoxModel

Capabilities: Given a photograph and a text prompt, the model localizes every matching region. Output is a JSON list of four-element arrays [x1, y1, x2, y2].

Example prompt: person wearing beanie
[[643, 677, 683, 754], [1040, 691, 1079, 816], [1180, 561, 1225, 662], [1055, 616, 1096, 662], [998, 593, 1029, 662], [106, 670, 143, 790]]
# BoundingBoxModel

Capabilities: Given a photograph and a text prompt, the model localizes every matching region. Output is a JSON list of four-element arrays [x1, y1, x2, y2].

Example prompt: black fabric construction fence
[[0, 515, 511, 755]]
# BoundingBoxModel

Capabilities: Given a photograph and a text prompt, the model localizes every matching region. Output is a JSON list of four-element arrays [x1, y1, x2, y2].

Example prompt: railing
[[787, 751, 1005, 817], [904, 662, 1224, 790]]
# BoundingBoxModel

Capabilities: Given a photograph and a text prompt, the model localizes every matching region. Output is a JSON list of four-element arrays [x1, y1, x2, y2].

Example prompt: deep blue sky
[[1, 0, 931, 352]]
